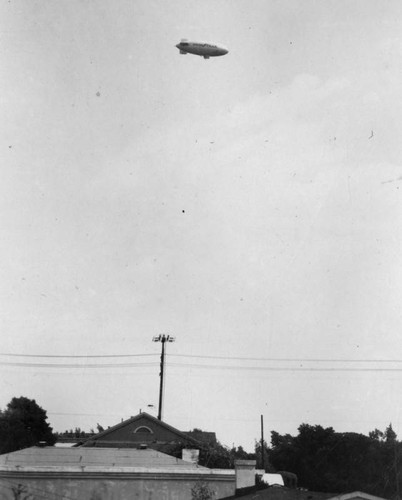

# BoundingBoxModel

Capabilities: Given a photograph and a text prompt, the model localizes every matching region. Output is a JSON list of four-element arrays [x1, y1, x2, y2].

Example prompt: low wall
[[0, 468, 235, 500]]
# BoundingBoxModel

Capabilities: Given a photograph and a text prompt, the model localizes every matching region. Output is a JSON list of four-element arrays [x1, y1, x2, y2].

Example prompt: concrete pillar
[[234, 460, 256, 490]]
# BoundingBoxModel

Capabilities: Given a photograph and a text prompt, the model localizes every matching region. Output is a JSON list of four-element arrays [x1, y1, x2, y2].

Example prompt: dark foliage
[[0, 396, 56, 454], [255, 438, 275, 471], [198, 442, 255, 469], [54, 427, 95, 439], [191, 480, 216, 499], [264, 423, 402, 499], [160, 438, 255, 469]]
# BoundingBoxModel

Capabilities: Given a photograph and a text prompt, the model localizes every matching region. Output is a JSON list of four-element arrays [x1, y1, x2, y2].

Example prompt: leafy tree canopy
[[0, 396, 56, 454], [198, 441, 255, 469], [263, 423, 401, 498]]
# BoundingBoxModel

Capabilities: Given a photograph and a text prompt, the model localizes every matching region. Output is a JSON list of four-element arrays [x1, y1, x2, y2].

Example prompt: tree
[[191, 481, 215, 500], [267, 423, 402, 498], [369, 428, 384, 441], [198, 441, 233, 468], [96, 423, 104, 433], [197, 441, 255, 469], [0, 397, 56, 454], [385, 423, 397, 443]]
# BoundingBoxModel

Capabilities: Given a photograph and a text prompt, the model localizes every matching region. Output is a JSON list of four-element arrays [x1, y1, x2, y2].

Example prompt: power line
[[1, 351, 402, 363], [169, 363, 402, 372], [0, 352, 156, 358], [48, 411, 125, 417], [0, 361, 159, 368], [1, 359, 402, 372], [171, 354, 402, 363]]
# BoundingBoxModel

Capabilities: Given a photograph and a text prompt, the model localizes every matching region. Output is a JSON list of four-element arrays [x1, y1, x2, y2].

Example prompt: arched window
[[134, 426, 153, 434]]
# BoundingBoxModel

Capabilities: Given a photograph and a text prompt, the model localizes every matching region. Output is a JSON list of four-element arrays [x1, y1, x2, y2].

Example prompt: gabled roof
[[327, 493, 389, 500], [81, 412, 201, 447]]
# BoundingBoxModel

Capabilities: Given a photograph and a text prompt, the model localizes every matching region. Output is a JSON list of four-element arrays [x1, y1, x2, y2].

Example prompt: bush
[[191, 481, 215, 500]]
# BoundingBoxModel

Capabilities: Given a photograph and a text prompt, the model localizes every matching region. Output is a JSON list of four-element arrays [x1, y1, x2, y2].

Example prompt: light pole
[[152, 334, 175, 420]]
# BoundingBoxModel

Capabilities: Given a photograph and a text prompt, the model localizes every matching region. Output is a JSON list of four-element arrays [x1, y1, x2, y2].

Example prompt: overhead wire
[[0, 359, 401, 372], [0, 352, 156, 358], [169, 363, 402, 372], [1, 352, 402, 363], [0, 352, 401, 372], [171, 354, 402, 363], [0, 361, 159, 368]]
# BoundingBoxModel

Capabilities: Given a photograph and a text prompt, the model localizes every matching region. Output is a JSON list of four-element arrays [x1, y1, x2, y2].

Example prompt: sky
[[1, 0, 402, 452]]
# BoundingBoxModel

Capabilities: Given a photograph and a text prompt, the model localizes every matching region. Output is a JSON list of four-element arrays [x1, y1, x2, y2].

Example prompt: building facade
[[80, 412, 210, 453], [0, 446, 235, 500]]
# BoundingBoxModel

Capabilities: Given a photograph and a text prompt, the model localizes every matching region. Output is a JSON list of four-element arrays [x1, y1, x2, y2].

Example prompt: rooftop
[[223, 489, 389, 500], [223, 487, 337, 500], [0, 446, 219, 474]]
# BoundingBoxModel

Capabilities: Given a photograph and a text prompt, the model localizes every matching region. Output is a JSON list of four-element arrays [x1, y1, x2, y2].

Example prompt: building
[[327, 493, 389, 500], [0, 445, 236, 500], [79, 411, 214, 454], [221, 488, 390, 500]]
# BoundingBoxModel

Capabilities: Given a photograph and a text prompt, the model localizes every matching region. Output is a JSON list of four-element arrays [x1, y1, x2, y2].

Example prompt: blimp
[[175, 39, 229, 59]]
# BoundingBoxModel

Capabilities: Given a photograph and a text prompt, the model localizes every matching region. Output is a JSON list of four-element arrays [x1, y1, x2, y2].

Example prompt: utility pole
[[152, 334, 175, 420], [261, 414, 265, 471]]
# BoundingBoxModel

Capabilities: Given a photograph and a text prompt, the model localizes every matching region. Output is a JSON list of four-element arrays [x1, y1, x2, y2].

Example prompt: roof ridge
[[82, 412, 200, 446]]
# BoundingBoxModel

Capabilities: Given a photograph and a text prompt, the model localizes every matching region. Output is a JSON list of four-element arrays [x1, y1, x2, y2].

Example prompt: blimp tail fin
[[180, 50, 187, 54]]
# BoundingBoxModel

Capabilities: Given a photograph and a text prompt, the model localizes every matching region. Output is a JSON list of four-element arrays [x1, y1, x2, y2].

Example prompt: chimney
[[182, 449, 200, 464]]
